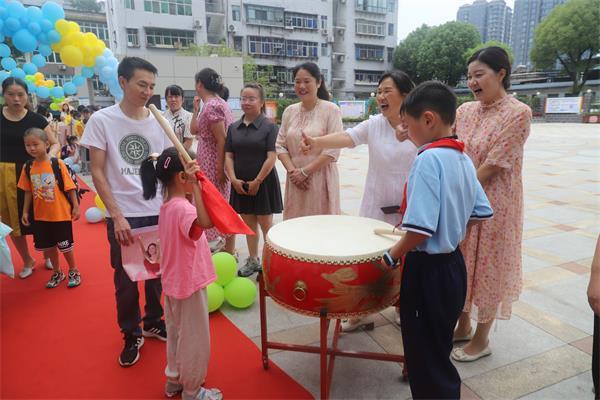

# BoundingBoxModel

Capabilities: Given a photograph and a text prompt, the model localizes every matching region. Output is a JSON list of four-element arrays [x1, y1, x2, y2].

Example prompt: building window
[[245, 4, 284, 27], [356, 19, 385, 36], [355, 44, 384, 61], [388, 23, 394, 36], [145, 28, 195, 48], [286, 40, 319, 58], [233, 36, 243, 52], [91, 76, 108, 94], [387, 47, 394, 62], [46, 51, 62, 64], [355, 70, 383, 84], [321, 43, 328, 56], [143, 0, 192, 16], [274, 66, 294, 84], [321, 68, 328, 82], [248, 36, 285, 56], [285, 12, 318, 29], [387, 0, 394, 12], [78, 21, 109, 42], [355, 0, 387, 14], [125, 0, 135, 9], [232, 5, 240, 21], [127, 28, 139, 47], [321, 15, 328, 30]]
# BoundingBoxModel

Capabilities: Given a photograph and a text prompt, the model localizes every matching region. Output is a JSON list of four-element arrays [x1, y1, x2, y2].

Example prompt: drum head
[[266, 215, 398, 263]]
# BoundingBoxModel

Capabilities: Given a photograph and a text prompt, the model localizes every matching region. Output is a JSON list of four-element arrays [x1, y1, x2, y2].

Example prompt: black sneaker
[[142, 321, 167, 342], [119, 335, 144, 367]]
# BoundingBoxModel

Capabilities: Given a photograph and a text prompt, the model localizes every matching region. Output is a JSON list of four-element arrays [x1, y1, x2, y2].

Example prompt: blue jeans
[[107, 216, 163, 337]]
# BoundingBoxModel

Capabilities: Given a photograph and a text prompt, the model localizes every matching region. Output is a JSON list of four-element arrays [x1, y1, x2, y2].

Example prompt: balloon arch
[[0, 0, 122, 109]]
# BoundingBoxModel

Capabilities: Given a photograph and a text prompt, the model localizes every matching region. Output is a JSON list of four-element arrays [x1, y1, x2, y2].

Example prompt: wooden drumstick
[[148, 104, 193, 163], [373, 228, 404, 237]]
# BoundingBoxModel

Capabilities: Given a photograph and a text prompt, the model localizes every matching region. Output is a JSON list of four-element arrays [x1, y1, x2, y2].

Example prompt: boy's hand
[[72, 206, 80, 221], [21, 213, 30, 227]]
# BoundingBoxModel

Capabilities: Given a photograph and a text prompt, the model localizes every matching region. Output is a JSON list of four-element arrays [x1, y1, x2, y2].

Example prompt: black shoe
[[119, 335, 144, 367], [142, 321, 167, 342]]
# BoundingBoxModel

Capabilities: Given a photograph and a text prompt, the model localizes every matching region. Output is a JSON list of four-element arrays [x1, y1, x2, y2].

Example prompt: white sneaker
[[19, 266, 34, 279], [45, 258, 53, 270]]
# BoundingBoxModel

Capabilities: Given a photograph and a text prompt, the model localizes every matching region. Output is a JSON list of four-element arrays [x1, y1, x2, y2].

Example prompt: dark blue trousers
[[107, 216, 163, 337], [400, 249, 467, 400]]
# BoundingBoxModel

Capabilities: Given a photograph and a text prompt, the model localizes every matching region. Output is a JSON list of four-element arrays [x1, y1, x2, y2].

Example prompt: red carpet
[[1, 185, 312, 399]]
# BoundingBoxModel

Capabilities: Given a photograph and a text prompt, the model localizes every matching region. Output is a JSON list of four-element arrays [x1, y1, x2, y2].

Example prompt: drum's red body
[[262, 243, 402, 318]]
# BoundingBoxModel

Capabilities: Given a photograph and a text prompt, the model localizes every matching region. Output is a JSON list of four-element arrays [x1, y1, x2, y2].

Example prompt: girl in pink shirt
[[140, 147, 222, 400]]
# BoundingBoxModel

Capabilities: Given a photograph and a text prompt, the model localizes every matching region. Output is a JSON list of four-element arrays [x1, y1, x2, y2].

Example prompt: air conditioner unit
[[337, 27, 345, 35], [228, 24, 236, 32], [193, 19, 202, 28], [321, 28, 328, 36], [337, 54, 345, 63], [285, 25, 294, 30], [59, 65, 67, 71]]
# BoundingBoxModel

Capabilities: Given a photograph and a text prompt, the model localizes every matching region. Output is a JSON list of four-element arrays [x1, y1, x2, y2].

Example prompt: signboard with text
[[545, 97, 583, 114], [338, 100, 366, 118]]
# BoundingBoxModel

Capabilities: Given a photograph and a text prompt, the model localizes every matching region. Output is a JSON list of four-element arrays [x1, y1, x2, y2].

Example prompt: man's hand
[[71, 206, 80, 221], [114, 215, 134, 246]]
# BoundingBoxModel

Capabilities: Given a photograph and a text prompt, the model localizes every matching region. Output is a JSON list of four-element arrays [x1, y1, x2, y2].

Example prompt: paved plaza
[[81, 123, 599, 399]]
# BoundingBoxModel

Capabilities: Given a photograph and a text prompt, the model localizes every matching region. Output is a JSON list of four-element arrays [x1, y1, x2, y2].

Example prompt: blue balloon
[[0, 6, 6, 20], [0, 43, 9, 58], [28, 22, 41, 35], [36, 86, 50, 98], [81, 66, 94, 78], [32, 54, 46, 68], [38, 44, 52, 57], [4, 17, 21, 33], [27, 6, 43, 22], [40, 19, 53, 32], [47, 29, 60, 43], [72, 75, 85, 86], [94, 55, 107, 68], [0, 70, 10, 84], [41, 2, 64, 23], [0, 33, 4, 43], [85, 207, 104, 223], [50, 86, 64, 98], [102, 48, 113, 58], [23, 62, 37, 75], [1, 57, 16, 71], [37, 32, 49, 45], [10, 67, 25, 80], [12, 29, 37, 53], [0, 19, 4, 33], [100, 66, 113, 81], [27, 81, 36, 92], [108, 57, 119, 68], [70, 163, 81, 174], [63, 82, 77, 95], [7, 1, 26, 19]]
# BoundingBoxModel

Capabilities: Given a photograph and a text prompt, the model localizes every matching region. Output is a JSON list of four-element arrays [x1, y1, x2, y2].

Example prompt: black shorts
[[33, 221, 74, 253]]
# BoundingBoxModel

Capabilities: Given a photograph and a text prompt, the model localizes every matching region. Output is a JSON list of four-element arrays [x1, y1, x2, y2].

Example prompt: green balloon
[[224, 277, 257, 309], [206, 282, 224, 313], [212, 252, 237, 286]]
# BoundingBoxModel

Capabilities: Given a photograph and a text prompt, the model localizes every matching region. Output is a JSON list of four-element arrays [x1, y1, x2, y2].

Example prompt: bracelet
[[299, 168, 309, 178], [383, 250, 398, 268]]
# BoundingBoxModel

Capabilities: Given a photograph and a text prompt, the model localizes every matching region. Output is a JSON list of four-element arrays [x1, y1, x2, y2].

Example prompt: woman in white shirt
[[302, 70, 417, 331], [162, 84, 194, 150]]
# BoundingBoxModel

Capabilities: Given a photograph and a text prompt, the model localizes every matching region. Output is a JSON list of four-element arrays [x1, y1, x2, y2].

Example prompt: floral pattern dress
[[195, 97, 234, 241], [455, 95, 532, 323], [276, 100, 343, 220]]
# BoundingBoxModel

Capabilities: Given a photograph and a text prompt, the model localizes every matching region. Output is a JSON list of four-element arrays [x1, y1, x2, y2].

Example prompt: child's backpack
[[25, 157, 89, 207]]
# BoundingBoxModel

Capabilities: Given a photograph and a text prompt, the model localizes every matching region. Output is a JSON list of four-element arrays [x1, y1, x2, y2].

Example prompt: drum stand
[[258, 272, 408, 400]]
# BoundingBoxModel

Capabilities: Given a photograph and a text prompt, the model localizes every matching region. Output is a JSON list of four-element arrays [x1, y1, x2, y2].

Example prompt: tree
[[69, 0, 101, 13], [464, 41, 514, 66], [393, 25, 431, 83], [416, 22, 481, 86], [531, 0, 600, 94]]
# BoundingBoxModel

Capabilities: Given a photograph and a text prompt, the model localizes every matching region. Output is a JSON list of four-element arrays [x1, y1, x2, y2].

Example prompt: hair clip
[[164, 156, 172, 169]]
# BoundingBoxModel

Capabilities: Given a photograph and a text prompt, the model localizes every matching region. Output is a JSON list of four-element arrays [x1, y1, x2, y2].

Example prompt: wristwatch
[[382, 250, 398, 268]]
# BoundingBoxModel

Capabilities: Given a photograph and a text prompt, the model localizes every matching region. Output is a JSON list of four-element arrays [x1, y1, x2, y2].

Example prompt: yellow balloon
[[94, 195, 106, 211], [93, 40, 106, 57], [51, 42, 63, 52], [68, 21, 80, 34], [83, 55, 96, 67], [83, 32, 97, 44], [60, 45, 84, 67], [45, 80, 56, 88], [34, 72, 44, 80], [55, 19, 70, 35]]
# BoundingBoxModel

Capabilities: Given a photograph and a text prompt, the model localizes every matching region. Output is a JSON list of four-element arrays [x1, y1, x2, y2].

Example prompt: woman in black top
[[225, 84, 283, 277], [0, 78, 60, 278]]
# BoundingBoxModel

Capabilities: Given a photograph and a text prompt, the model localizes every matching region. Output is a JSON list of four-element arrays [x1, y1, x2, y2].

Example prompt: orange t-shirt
[[17, 159, 76, 222]]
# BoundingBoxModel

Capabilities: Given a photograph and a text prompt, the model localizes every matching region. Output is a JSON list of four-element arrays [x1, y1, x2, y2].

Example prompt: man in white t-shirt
[[162, 84, 193, 150], [81, 57, 170, 368]]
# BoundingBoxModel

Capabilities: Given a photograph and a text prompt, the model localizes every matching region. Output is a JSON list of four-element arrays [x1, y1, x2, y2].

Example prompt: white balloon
[[85, 207, 104, 223]]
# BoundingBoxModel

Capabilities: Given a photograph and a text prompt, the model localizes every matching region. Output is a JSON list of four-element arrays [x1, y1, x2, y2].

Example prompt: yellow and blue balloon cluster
[[0, 0, 123, 102]]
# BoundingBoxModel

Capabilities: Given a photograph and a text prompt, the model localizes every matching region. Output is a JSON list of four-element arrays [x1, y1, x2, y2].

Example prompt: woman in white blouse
[[302, 70, 417, 331]]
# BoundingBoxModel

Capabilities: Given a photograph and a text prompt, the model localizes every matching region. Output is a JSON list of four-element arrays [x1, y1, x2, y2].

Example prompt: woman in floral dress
[[191, 68, 235, 253], [452, 47, 532, 362]]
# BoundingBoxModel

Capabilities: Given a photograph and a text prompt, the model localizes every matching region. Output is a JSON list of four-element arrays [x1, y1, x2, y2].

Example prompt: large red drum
[[262, 215, 402, 319]]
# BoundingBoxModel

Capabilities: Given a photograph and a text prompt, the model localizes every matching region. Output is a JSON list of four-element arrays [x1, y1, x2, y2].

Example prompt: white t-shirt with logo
[[163, 108, 194, 144], [80, 104, 171, 218]]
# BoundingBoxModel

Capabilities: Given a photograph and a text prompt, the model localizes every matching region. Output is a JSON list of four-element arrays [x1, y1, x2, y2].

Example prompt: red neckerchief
[[397, 136, 465, 222]]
